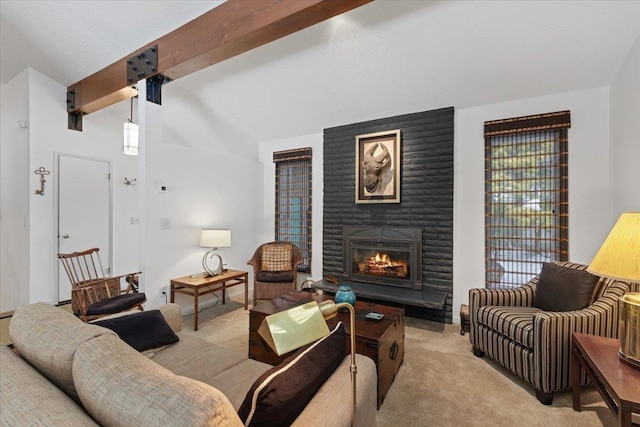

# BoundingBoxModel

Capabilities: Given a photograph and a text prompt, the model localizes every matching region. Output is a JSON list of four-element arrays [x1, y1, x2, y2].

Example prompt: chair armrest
[[292, 354, 377, 427], [247, 249, 262, 273], [158, 303, 182, 332], [71, 288, 90, 316], [292, 247, 303, 273], [534, 280, 627, 340], [531, 281, 628, 393], [106, 272, 142, 293], [468, 284, 536, 346], [469, 284, 535, 317]]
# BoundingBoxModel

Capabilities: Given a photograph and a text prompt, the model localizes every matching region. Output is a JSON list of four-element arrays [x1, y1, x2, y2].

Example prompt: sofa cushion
[[9, 302, 114, 399], [534, 262, 600, 311], [475, 306, 542, 349], [208, 359, 272, 410], [93, 310, 179, 352], [261, 243, 293, 272], [238, 322, 346, 427], [151, 333, 247, 379], [73, 334, 243, 426], [0, 345, 100, 426]]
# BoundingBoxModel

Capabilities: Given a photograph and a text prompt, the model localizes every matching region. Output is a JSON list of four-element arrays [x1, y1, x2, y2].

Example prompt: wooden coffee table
[[572, 332, 640, 427], [170, 269, 248, 331], [249, 291, 405, 408]]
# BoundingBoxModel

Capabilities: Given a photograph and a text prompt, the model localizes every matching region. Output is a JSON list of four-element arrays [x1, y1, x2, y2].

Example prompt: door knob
[[61, 234, 69, 239]]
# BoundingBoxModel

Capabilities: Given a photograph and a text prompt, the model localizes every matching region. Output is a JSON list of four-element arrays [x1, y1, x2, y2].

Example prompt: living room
[[1, 1, 639, 425]]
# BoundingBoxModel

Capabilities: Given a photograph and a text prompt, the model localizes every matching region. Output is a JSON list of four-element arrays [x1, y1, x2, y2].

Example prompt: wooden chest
[[249, 291, 405, 408]]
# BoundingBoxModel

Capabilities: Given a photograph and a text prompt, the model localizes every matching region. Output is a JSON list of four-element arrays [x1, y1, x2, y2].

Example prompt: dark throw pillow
[[533, 262, 600, 312], [238, 322, 346, 427], [93, 310, 179, 352]]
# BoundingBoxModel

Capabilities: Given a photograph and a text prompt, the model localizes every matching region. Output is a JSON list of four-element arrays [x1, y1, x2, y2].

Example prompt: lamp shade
[[587, 212, 640, 282], [123, 121, 138, 156], [200, 229, 231, 248], [258, 301, 331, 356]]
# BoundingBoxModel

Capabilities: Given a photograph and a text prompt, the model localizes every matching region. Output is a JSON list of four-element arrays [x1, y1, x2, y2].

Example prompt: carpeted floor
[[0, 297, 621, 426], [184, 296, 619, 427]]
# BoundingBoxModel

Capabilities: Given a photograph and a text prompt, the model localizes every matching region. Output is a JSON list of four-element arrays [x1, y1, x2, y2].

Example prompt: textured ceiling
[[2, 1, 639, 146]]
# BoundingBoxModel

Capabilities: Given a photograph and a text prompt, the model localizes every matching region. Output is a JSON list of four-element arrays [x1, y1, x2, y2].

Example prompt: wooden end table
[[249, 291, 405, 408], [170, 269, 248, 331], [572, 332, 640, 427]]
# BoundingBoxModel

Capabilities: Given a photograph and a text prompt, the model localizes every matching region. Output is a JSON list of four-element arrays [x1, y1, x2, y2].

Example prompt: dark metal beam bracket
[[127, 45, 159, 85], [146, 74, 172, 105], [67, 89, 83, 130]]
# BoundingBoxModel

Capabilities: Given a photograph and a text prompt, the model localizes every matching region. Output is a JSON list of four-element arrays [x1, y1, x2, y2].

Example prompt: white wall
[[0, 70, 30, 312], [140, 83, 263, 313], [258, 133, 324, 285], [1, 68, 261, 314], [257, 89, 615, 324], [0, 67, 139, 309], [453, 87, 612, 323], [610, 35, 640, 219]]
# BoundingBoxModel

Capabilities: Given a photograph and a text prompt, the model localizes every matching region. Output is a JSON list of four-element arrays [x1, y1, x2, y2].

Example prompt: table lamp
[[587, 212, 640, 369], [200, 229, 231, 276], [258, 300, 358, 427]]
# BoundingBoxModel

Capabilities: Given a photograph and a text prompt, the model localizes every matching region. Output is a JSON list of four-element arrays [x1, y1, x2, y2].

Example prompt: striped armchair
[[469, 261, 633, 405]]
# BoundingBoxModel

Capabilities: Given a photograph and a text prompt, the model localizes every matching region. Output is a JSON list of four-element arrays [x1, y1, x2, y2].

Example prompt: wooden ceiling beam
[[66, 0, 373, 129]]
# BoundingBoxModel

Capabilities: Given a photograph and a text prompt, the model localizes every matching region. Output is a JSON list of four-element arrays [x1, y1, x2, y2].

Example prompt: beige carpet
[[185, 296, 618, 427]]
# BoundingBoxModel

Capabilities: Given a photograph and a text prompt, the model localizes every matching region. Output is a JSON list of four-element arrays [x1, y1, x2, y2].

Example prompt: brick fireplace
[[322, 107, 454, 323]]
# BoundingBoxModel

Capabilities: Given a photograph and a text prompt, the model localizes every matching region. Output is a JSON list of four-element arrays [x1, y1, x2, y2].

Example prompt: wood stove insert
[[343, 226, 422, 289]]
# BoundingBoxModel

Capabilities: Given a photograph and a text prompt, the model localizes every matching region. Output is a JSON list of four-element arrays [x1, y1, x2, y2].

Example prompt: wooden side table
[[572, 332, 640, 427], [460, 304, 470, 335], [170, 269, 248, 331]]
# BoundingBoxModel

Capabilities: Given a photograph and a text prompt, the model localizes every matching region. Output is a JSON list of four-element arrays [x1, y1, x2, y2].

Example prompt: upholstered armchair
[[469, 261, 632, 405], [247, 242, 303, 306]]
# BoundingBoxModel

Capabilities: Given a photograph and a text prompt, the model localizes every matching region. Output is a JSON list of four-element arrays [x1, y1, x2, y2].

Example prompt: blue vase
[[335, 285, 356, 306]]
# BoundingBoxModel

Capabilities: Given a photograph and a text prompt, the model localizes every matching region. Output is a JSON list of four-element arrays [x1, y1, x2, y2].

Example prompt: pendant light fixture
[[123, 95, 138, 156]]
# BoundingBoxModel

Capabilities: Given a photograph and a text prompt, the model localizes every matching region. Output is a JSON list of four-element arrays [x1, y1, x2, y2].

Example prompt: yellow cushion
[[262, 244, 293, 272]]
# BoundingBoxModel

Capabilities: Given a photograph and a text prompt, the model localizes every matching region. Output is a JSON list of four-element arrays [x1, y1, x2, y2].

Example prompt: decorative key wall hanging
[[34, 167, 50, 196]]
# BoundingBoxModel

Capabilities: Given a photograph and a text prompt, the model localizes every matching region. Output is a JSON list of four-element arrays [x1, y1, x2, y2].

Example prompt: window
[[273, 148, 312, 272], [484, 111, 570, 288]]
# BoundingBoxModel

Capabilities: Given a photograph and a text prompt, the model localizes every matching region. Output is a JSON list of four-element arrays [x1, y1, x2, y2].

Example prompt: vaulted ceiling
[[2, 1, 639, 146]]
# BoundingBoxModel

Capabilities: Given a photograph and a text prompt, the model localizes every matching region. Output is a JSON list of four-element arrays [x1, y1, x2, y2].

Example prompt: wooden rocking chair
[[57, 247, 146, 322]]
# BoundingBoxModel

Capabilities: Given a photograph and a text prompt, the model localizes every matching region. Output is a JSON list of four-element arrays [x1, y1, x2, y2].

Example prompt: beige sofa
[[1, 302, 377, 426]]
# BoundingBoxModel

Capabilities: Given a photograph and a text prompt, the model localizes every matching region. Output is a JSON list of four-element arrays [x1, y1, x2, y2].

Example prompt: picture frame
[[355, 129, 401, 204]]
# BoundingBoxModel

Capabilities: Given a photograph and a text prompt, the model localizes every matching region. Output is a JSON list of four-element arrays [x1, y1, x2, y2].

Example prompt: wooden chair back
[[57, 247, 144, 321], [58, 247, 106, 288]]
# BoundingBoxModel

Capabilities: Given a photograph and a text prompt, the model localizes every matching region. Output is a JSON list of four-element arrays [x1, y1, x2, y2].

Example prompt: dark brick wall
[[323, 107, 454, 322]]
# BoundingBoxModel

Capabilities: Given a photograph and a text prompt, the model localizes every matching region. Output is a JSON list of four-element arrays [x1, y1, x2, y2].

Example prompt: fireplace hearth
[[343, 226, 422, 290]]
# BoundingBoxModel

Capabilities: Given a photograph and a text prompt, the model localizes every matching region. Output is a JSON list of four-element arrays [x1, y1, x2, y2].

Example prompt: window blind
[[274, 147, 312, 272], [484, 111, 570, 288]]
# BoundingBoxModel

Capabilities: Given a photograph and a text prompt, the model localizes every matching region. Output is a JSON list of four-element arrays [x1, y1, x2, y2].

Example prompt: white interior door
[[57, 155, 111, 303]]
